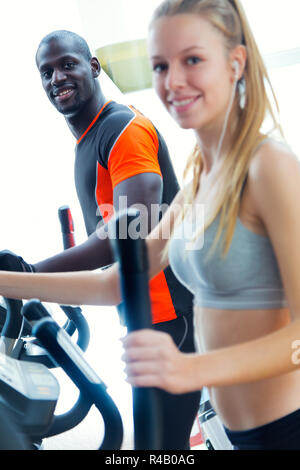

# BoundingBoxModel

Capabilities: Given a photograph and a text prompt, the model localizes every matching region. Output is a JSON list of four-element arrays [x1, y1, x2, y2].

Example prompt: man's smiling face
[[36, 37, 98, 117]]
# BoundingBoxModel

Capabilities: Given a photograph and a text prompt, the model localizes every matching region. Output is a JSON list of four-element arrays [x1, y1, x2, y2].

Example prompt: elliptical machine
[[0, 206, 95, 449], [0, 209, 163, 450]]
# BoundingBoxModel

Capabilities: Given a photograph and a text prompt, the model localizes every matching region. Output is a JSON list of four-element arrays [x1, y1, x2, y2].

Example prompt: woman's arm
[[0, 266, 121, 306], [122, 143, 300, 393], [0, 188, 186, 306]]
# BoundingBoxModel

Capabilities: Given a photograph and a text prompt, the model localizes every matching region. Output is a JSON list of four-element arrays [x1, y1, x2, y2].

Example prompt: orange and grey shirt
[[75, 100, 193, 324]]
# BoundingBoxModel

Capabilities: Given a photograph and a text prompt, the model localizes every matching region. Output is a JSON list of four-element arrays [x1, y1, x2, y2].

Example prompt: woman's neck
[[194, 107, 239, 174]]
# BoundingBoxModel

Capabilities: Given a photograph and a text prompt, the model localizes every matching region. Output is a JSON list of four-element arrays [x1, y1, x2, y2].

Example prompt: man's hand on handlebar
[[0, 250, 35, 273]]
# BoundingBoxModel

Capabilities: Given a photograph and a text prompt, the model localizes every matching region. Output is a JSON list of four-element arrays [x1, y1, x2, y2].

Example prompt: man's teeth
[[172, 98, 195, 106], [59, 89, 72, 96]]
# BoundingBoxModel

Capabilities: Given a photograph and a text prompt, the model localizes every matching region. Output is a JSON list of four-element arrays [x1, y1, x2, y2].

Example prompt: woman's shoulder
[[249, 137, 299, 185], [245, 137, 300, 220]]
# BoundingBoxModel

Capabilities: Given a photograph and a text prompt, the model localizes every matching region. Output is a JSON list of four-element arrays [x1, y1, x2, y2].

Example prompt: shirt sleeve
[[107, 111, 162, 189]]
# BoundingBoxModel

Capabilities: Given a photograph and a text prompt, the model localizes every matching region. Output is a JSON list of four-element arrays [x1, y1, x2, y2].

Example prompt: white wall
[[1, 0, 83, 257]]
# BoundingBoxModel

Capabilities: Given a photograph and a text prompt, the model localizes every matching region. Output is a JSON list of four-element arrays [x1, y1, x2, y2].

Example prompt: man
[[15, 30, 200, 449]]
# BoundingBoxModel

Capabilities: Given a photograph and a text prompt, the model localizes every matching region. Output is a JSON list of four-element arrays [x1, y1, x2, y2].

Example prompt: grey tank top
[[168, 214, 288, 310]]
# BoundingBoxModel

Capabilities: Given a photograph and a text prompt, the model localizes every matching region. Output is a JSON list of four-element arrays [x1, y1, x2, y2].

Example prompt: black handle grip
[[109, 209, 152, 332], [21, 299, 51, 324], [109, 209, 162, 450], [58, 206, 75, 250], [1, 299, 23, 340], [109, 209, 149, 277]]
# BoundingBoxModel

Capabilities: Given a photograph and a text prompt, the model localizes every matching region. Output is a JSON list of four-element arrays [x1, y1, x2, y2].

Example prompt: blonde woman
[[1, 0, 300, 449]]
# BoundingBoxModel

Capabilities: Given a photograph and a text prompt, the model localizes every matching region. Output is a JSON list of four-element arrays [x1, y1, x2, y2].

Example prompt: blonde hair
[[151, 0, 283, 257]]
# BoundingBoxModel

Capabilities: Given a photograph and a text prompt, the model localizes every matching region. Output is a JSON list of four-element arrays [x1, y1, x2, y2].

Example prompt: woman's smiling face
[[148, 13, 238, 134]]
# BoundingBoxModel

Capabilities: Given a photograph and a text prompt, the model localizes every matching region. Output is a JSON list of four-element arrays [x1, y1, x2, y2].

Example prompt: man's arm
[[34, 173, 162, 273]]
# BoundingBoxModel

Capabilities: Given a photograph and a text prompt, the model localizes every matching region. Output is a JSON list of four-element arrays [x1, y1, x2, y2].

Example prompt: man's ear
[[90, 57, 101, 78]]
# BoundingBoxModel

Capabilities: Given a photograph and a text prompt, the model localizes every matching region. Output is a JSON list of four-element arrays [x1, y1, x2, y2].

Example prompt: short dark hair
[[36, 30, 93, 62]]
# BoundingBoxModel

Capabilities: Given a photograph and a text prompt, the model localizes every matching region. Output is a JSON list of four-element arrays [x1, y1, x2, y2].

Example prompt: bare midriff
[[194, 305, 300, 431]]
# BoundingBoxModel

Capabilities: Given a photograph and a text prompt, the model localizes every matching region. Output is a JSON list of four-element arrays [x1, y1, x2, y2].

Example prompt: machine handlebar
[[109, 209, 162, 450], [58, 205, 76, 250]]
